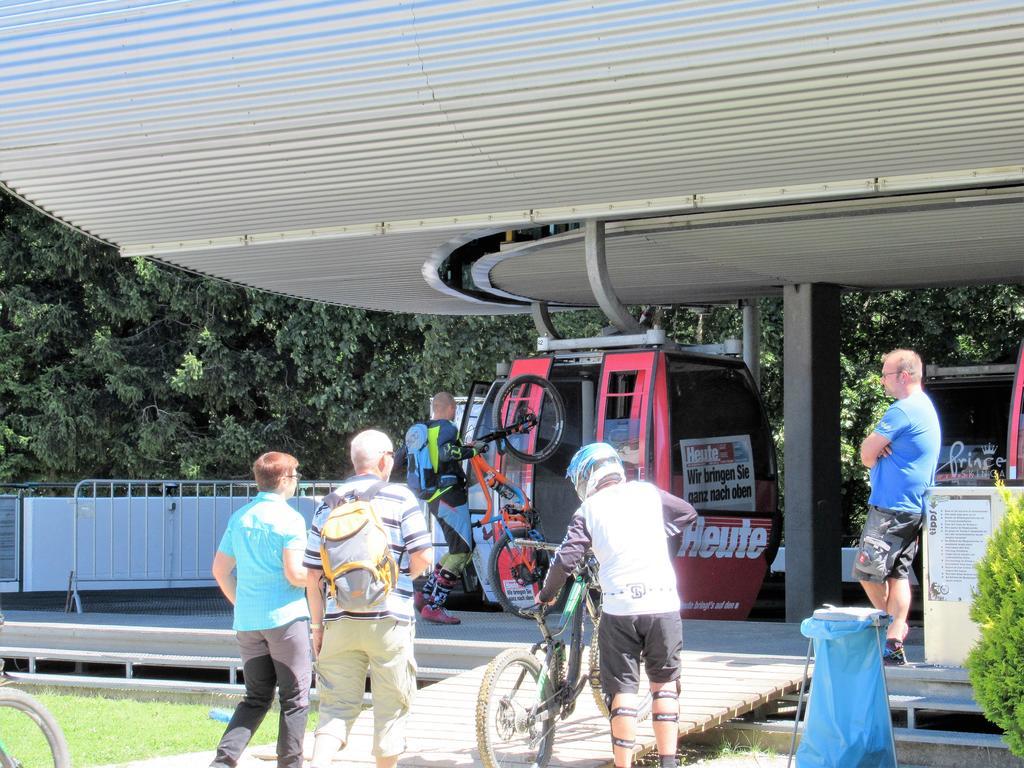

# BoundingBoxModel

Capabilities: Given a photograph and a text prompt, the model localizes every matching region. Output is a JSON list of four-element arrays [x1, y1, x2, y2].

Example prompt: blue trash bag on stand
[[795, 607, 897, 768]]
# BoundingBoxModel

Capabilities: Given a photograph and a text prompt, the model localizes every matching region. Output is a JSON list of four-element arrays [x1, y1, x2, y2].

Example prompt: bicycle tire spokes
[[477, 650, 555, 768], [488, 528, 551, 619], [491, 374, 566, 465]]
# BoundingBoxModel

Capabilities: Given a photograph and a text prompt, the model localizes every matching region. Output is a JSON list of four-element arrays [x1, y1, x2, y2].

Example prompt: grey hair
[[350, 429, 394, 472]]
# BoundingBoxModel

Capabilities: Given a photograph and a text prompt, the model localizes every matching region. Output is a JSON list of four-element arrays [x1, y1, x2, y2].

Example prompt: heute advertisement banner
[[674, 516, 772, 619], [679, 435, 756, 511], [676, 435, 768, 619]]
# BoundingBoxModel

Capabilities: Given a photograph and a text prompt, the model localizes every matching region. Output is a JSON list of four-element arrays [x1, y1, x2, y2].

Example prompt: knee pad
[[609, 705, 637, 751], [652, 688, 679, 723], [609, 706, 638, 721], [437, 568, 460, 588]]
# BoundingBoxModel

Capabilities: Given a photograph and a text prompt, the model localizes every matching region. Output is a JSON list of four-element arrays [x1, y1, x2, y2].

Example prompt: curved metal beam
[[742, 299, 761, 388], [531, 301, 561, 339], [585, 220, 643, 334]]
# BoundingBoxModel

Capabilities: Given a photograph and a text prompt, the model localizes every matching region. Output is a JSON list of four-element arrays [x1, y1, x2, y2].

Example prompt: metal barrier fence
[[70, 478, 340, 612], [0, 484, 80, 593]]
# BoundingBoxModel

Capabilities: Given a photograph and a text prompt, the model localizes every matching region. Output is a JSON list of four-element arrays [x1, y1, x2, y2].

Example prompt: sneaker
[[420, 605, 461, 625], [883, 639, 907, 666]]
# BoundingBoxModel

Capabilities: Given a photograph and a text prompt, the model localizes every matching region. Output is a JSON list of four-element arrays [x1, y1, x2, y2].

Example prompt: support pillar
[[783, 283, 843, 622], [531, 301, 560, 339]]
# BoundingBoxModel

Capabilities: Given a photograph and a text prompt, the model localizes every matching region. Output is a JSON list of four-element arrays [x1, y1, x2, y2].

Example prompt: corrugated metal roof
[[1, 0, 1022, 313]]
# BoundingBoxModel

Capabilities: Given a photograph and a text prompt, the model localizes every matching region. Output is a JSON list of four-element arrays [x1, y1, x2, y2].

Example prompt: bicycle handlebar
[[473, 413, 537, 446], [520, 603, 551, 624]]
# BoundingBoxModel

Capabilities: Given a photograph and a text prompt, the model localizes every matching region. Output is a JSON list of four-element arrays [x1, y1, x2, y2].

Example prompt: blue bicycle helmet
[[566, 442, 626, 501]]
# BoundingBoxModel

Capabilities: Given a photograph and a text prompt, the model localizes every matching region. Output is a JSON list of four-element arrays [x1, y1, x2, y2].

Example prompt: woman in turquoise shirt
[[210, 451, 310, 768]]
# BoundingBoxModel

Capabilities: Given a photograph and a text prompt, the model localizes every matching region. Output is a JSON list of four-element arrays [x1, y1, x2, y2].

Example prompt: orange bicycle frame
[[469, 453, 532, 539]]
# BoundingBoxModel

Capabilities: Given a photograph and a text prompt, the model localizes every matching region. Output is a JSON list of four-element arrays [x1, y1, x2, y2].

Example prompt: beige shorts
[[315, 618, 417, 757]]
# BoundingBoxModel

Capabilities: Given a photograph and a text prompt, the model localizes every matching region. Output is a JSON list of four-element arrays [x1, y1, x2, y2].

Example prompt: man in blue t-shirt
[[855, 349, 940, 666], [210, 452, 310, 768]]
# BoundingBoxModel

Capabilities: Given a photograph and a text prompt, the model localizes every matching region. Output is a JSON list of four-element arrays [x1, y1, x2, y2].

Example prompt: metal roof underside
[[1, 1, 1022, 314]]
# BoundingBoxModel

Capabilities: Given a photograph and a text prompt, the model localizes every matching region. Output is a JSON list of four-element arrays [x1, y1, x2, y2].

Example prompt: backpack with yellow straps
[[318, 481, 398, 610]]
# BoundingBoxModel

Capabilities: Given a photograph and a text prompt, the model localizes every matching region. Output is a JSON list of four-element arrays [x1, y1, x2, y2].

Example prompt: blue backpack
[[404, 422, 437, 500]]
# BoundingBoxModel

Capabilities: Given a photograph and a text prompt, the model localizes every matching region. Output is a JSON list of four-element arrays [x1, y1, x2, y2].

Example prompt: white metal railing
[[69, 478, 339, 612]]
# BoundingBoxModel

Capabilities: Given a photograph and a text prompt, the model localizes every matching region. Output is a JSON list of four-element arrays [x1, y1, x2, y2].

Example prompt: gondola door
[[1008, 341, 1024, 480], [596, 351, 658, 481]]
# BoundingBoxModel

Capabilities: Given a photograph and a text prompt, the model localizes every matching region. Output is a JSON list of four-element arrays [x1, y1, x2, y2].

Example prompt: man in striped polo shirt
[[305, 429, 433, 768]]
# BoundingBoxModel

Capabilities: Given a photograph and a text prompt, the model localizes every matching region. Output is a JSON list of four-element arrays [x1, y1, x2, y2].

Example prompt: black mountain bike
[[475, 545, 652, 768]]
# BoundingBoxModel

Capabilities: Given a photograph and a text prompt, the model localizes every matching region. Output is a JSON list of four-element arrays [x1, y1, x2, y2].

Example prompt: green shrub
[[966, 484, 1024, 757]]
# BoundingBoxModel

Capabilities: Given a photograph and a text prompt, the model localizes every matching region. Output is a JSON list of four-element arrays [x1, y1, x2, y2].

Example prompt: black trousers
[[213, 618, 311, 768]]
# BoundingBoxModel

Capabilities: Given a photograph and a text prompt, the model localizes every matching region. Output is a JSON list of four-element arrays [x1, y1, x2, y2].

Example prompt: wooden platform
[[244, 650, 809, 767]]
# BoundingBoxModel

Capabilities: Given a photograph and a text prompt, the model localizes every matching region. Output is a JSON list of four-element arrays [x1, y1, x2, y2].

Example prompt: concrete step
[[888, 693, 982, 729], [690, 720, 1024, 768], [775, 689, 983, 729], [9, 672, 374, 707], [0, 621, 508, 680], [1, 620, 233, 658], [893, 726, 1023, 768], [884, 663, 972, 697], [10, 671, 254, 699], [0, 645, 241, 679]]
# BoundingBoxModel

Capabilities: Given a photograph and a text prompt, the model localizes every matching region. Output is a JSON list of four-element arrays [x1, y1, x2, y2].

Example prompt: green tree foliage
[[967, 485, 1024, 757], [0, 193, 535, 480], [631, 290, 1024, 540], [2, 189, 1023, 542], [836, 287, 1024, 539]]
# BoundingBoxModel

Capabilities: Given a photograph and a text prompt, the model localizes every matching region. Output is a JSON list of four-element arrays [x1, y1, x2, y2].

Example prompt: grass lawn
[[0, 688, 318, 767]]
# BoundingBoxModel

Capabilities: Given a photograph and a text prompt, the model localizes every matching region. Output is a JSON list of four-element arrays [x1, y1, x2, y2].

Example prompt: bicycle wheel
[[476, 648, 555, 768], [587, 635, 610, 716], [0, 687, 71, 768], [488, 530, 550, 619], [491, 374, 565, 464]]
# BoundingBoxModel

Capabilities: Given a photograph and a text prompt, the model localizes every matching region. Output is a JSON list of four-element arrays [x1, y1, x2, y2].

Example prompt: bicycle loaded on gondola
[[474, 548, 654, 768], [467, 374, 566, 617]]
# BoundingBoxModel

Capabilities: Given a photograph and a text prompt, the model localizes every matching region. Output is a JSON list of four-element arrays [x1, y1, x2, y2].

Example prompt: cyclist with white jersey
[[537, 443, 697, 768]]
